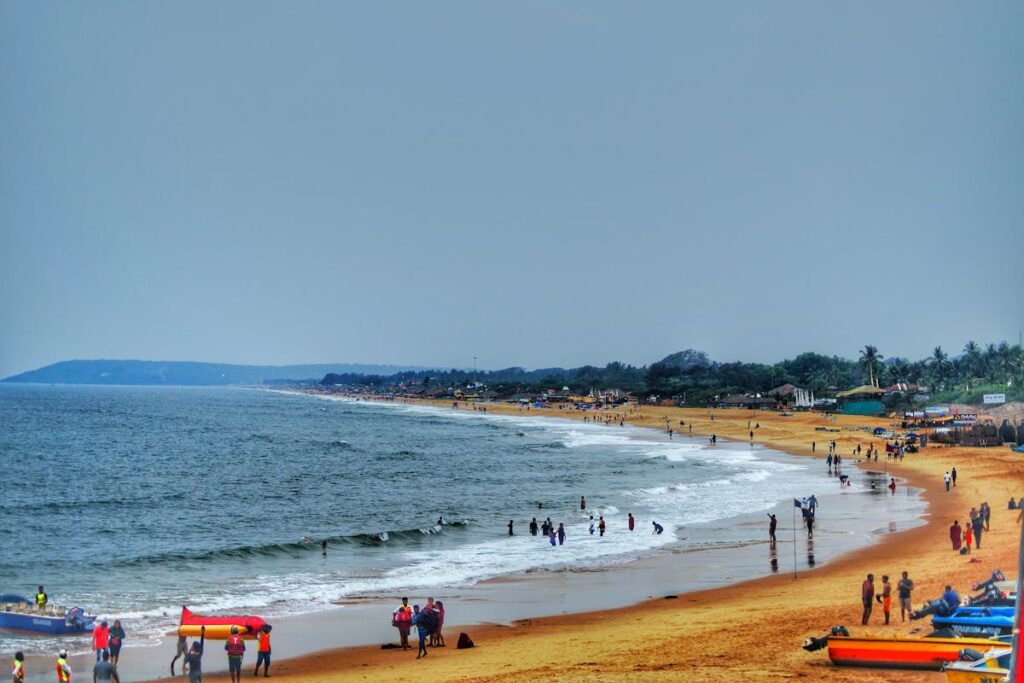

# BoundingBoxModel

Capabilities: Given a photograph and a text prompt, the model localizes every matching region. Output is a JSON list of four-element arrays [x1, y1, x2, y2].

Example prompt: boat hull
[[827, 635, 1004, 670], [0, 612, 94, 635]]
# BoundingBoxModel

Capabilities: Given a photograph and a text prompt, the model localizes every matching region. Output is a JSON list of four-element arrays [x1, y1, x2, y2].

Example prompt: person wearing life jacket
[[253, 624, 272, 678], [56, 650, 71, 683], [35, 586, 48, 610], [392, 597, 413, 650], [224, 627, 245, 683], [11, 651, 24, 682]]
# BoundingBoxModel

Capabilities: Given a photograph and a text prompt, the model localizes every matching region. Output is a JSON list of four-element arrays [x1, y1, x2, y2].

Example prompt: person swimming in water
[[652, 521, 664, 535]]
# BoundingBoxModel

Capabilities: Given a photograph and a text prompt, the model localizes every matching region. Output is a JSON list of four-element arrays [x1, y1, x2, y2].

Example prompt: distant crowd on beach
[[506, 496, 663, 547]]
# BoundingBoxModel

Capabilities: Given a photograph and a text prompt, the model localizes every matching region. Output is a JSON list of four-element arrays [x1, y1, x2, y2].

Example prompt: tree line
[[321, 341, 1024, 406]]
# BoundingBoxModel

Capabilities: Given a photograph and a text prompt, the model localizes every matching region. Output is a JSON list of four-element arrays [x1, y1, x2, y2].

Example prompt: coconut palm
[[859, 345, 883, 387]]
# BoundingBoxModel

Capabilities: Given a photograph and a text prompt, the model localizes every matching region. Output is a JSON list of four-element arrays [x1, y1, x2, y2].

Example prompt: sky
[[1, 2, 1022, 378]]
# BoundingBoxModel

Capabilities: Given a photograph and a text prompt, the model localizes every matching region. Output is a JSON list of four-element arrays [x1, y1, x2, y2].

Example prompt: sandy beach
[[146, 400, 1021, 683]]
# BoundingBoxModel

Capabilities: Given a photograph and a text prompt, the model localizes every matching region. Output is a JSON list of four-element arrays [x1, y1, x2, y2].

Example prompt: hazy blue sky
[[2, 2, 1022, 377]]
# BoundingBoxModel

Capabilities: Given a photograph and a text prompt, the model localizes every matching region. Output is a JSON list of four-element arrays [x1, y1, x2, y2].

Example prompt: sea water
[[0, 385, 917, 658]]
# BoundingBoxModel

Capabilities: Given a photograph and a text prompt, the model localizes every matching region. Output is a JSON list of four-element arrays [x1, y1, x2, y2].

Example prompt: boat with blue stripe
[[0, 595, 96, 635]]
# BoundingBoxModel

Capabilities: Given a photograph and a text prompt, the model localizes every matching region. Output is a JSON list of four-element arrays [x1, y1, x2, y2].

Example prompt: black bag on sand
[[457, 632, 474, 649]]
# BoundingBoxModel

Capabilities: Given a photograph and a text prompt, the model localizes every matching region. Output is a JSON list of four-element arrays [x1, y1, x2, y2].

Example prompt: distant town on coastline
[[8, 342, 1020, 409]]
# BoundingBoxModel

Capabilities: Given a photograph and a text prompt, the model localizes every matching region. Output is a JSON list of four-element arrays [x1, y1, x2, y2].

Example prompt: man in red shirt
[[861, 574, 875, 625]]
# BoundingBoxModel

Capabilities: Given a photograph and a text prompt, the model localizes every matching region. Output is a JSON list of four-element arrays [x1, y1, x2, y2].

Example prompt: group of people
[[169, 623, 273, 682], [860, 571, 915, 625], [391, 597, 445, 659], [948, 501, 991, 554], [517, 499, 664, 546]]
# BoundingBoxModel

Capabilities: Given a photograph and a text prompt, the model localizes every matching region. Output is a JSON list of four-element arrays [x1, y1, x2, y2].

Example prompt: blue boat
[[0, 595, 96, 635], [932, 606, 1015, 638]]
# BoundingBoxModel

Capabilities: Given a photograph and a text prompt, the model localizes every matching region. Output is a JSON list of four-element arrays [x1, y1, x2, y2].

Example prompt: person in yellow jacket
[[56, 650, 71, 682], [35, 586, 48, 609], [11, 652, 24, 682]]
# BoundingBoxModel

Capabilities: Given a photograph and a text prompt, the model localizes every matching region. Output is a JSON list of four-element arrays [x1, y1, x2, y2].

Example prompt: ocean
[[0, 384, 919, 660]]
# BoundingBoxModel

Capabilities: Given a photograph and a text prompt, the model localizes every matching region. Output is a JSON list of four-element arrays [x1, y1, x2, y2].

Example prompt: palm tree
[[859, 345, 883, 387], [930, 346, 949, 389], [962, 341, 981, 389]]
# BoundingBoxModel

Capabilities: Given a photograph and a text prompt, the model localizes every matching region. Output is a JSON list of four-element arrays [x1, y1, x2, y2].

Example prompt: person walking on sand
[[768, 514, 777, 543], [557, 523, 566, 545], [93, 620, 110, 662], [861, 574, 875, 625], [950, 520, 962, 551], [983, 502, 991, 531], [392, 597, 412, 650], [224, 626, 245, 683], [598, 516, 606, 537], [628, 513, 635, 531], [876, 575, 892, 625], [964, 525, 973, 553], [898, 571, 914, 622], [108, 620, 125, 667], [952, 467, 958, 487], [944, 472, 951, 492]]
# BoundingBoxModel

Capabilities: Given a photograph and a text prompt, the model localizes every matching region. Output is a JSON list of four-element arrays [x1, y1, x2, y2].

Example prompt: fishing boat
[[943, 647, 1010, 682], [0, 595, 96, 635], [178, 606, 267, 639], [825, 634, 1007, 670], [932, 607, 1015, 638]]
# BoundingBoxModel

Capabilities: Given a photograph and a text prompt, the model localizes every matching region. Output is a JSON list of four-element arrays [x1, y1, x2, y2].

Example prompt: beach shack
[[835, 385, 886, 415]]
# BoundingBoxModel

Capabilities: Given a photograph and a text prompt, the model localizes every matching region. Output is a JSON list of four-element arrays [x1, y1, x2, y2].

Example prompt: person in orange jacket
[[254, 624, 272, 677]]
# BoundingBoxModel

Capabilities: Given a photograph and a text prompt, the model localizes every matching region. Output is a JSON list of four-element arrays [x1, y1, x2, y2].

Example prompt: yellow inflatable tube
[[178, 624, 253, 639]]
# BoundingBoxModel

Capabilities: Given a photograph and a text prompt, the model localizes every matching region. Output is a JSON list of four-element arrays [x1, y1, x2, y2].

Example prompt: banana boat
[[177, 606, 267, 639]]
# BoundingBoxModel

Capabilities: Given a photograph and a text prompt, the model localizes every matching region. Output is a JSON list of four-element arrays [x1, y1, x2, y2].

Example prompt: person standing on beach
[[861, 574, 875, 625], [944, 472, 951, 491], [598, 516, 606, 537], [557, 523, 566, 545], [826, 453, 832, 469], [224, 626, 245, 683], [950, 521, 962, 551], [768, 514, 777, 542], [628, 513, 635, 531], [11, 652, 24, 683], [963, 525, 973, 553], [812, 441, 816, 453], [952, 467, 958, 487], [93, 650, 120, 683], [254, 625, 271, 678], [56, 650, 71, 683], [983, 502, 991, 531], [971, 513, 983, 549], [889, 478, 897, 495], [897, 572, 914, 622], [185, 628, 205, 683], [876, 575, 892, 625]]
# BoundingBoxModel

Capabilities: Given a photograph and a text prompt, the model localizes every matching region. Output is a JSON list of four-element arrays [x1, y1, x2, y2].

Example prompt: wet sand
[[118, 400, 1024, 683]]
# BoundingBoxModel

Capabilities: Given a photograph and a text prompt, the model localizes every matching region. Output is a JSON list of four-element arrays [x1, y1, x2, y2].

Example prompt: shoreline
[[140, 395, 1022, 683]]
